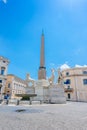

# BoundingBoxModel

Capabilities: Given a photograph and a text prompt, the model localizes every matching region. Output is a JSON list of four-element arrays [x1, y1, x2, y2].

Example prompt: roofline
[[7, 74, 15, 76], [61, 67, 87, 72], [7, 74, 26, 82], [0, 56, 10, 63]]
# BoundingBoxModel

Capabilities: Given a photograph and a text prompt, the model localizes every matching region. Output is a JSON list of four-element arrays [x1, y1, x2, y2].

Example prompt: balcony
[[64, 88, 74, 93]]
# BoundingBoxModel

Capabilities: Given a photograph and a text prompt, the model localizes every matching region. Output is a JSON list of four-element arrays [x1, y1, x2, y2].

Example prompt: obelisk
[[38, 31, 46, 80]]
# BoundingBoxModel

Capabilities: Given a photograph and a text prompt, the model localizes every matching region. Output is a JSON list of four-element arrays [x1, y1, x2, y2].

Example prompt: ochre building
[[5, 74, 27, 99], [61, 67, 87, 102]]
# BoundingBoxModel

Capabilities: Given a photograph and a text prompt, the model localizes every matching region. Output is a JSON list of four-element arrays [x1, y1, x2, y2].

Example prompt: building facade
[[61, 67, 87, 102], [5, 74, 27, 99], [0, 56, 9, 99]]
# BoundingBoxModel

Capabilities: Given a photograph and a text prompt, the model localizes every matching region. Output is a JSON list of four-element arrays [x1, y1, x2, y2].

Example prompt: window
[[65, 79, 71, 84], [66, 72, 69, 76], [3, 61, 6, 63], [0, 80, 2, 83], [68, 94, 71, 99], [68, 86, 70, 89], [83, 79, 87, 85], [1, 67, 5, 75], [8, 83, 11, 88], [1, 70, 4, 75], [83, 71, 87, 75]]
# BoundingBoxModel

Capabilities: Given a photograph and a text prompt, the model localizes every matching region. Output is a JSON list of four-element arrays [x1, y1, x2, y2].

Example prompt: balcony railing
[[64, 88, 74, 92]]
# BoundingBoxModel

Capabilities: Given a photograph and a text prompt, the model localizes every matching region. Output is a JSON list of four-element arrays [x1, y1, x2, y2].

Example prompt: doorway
[[68, 93, 71, 99]]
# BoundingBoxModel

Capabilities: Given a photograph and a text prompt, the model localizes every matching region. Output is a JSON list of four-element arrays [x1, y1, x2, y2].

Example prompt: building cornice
[[63, 74, 87, 78], [62, 67, 87, 73]]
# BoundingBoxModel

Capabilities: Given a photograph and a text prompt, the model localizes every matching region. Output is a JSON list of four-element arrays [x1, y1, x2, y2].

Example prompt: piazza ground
[[0, 102, 87, 130]]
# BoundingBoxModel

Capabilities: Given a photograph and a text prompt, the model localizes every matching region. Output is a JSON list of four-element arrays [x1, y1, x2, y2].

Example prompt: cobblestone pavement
[[0, 102, 87, 130]]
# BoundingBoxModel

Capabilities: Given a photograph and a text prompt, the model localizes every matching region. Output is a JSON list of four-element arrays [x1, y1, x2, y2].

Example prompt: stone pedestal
[[34, 86, 44, 101], [34, 80, 66, 104], [33, 80, 49, 102], [25, 87, 35, 94], [49, 84, 66, 104]]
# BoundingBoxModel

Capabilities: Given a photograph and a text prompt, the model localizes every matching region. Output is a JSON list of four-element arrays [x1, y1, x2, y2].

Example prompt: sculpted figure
[[26, 73, 35, 86], [58, 69, 63, 84], [48, 69, 55, 85]]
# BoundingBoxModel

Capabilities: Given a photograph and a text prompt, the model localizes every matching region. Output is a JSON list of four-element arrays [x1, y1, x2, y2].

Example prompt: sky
[[0, 0, 87, 79]]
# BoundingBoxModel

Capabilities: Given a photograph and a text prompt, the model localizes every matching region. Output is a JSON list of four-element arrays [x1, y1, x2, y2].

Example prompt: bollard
[[17, 100, 19, 105], [40, 100, 43, 104], [6, 99, 9, 105], [29, 100, 32, 105]]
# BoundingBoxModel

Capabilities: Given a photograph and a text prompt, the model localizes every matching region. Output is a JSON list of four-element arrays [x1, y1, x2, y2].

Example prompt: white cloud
[[2, 0, 7, 4], [60, 0, 85, 8], [75, 64, 87, 68], [60, 64, 70, 71], [60, 63, 87, 71], [75, 64, 82, 68]]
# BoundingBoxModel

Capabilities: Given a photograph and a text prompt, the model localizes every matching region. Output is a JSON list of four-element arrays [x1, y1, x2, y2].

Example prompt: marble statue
[[26, 73, 35, 86], [48, 69, 55, 85], [58, 69, 63, 85]]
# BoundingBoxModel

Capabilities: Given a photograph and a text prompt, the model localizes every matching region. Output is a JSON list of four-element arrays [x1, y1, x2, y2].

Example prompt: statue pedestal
[[34, 80, 49, 102], [33, 80, 66, 104], [49, 84, 66, 104]]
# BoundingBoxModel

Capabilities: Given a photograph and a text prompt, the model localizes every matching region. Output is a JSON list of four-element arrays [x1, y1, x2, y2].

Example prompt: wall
[[61, 67, 87, 102]]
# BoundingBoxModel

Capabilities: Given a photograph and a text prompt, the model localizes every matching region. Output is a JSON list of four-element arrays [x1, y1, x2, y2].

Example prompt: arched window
[[83, 71, 87, 74], [66, 72, 69, 76], [83, 79, 87, 85], [65, 79, 71, 84], [1, 67, 5, 75], [8, 83, 11, 88]]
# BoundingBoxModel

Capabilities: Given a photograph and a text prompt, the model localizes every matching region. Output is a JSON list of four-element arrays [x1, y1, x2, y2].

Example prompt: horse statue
[[26, 73, 35, 87]]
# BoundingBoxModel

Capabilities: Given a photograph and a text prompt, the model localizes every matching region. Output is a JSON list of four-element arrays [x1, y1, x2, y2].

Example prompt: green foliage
[[21, 95, 30, 100]]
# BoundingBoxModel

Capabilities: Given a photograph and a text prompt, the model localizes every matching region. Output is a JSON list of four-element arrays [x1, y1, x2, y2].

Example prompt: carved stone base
[[33, 80, 66, 104]]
